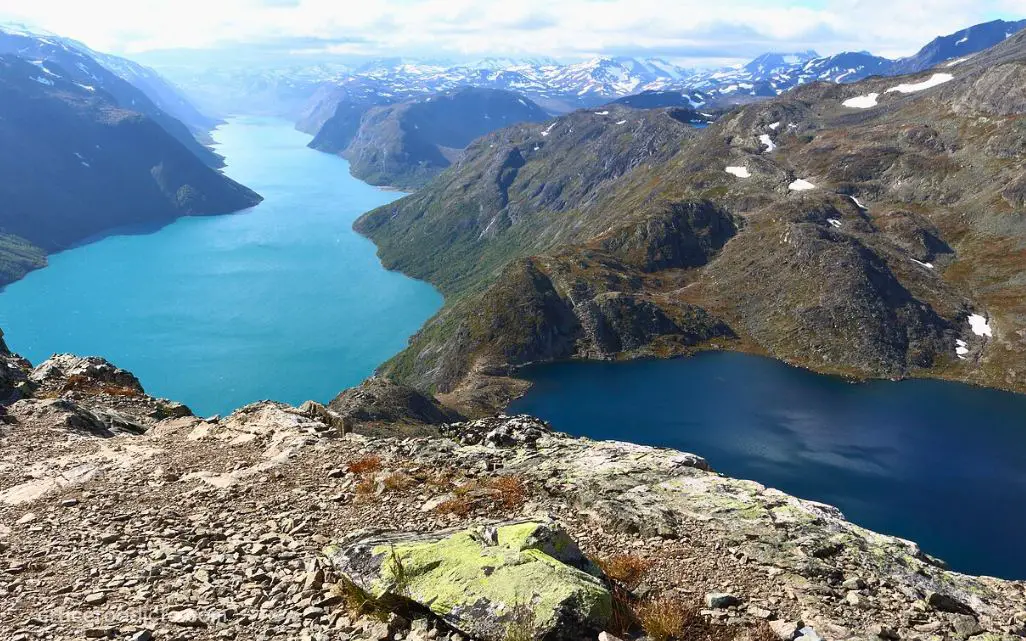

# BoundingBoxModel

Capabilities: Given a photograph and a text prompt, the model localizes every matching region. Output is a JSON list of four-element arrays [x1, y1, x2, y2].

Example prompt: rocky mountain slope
[[0, 55, 262, 287], [295, 79, 420, 138], [0, 25, 224, 168], [611, 91, 717, 111], [80, 43, 221, 140], [312, 87, 550, 190], [0, 336, 1022, 640], [354, 32, 1026, 411]]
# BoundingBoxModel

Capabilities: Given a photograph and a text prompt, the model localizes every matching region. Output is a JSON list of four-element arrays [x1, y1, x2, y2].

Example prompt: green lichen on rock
[[324, 520, 611, 641]]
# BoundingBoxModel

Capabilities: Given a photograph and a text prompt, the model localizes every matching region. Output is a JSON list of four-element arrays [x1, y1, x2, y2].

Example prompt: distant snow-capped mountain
[[147, 16, 1026, 125], [155, 62, 353, 119], [890, 18, 1026, 74], [660, 18, 1026, 104], [743, 50, 820, 76], [292, 17, 1024, 135], [291, 55, 701, 122], [685, 50, 893, 103], [298, 17, 1023, 121]]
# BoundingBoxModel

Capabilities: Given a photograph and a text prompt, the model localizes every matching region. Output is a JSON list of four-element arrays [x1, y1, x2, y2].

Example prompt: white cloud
[[0, 0, 1022, 63]]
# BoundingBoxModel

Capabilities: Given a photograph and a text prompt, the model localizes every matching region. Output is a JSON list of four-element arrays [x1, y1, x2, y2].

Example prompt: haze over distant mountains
[[153, 18, 1026, 118]]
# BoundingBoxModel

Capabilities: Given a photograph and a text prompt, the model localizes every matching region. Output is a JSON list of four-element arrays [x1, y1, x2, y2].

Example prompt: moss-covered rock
[[323, 520, 612, 641]]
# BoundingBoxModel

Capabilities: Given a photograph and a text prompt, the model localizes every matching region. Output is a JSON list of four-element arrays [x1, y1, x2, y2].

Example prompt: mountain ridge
[[288, 18, 1026, 153]]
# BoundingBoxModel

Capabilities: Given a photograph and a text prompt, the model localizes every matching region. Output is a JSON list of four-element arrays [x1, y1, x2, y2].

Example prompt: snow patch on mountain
[[968, 314, 993, 337], [843, 93, 879, 108], [886, 73, 953, 94]]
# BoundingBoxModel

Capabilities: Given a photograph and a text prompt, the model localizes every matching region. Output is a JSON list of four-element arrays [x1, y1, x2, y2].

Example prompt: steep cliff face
[[356, 33, 1026, 407], [0, 55, 262, 286], [312, 87, 551, 190]]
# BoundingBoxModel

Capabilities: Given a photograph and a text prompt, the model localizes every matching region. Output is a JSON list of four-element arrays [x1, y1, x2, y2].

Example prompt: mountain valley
[[0, 11, 1025, 641]]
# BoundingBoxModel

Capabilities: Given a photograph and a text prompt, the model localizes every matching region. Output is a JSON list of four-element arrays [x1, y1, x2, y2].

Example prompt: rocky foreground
[[1, 342, 1024, 641]]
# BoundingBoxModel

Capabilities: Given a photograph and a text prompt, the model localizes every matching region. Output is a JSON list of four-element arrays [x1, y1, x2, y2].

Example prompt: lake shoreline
[[0, 116, 442, 415]]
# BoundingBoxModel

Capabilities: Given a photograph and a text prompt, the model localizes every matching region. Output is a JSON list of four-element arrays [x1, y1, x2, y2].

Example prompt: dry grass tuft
[[347, 455, 383, 474], [332, 579, 388, 621], [484, 475, 528, 511], [431, 474, 529, 518], [62, 374, 140, 397], [608, 582, 638, 637], [433, 496, 474, 517], [598, 554, 653, 590], [354, 477, 377, 497], [634, 597, 703, 641], [382, 472, 415, 492]]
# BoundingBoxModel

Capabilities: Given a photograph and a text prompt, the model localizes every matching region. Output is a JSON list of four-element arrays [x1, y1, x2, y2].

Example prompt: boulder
[[927, 591, 976, 616], [9, 398, 147, 437], [706, 592, 742, 608], [323, 520, 612, 641], [296, 400, 351, 435]]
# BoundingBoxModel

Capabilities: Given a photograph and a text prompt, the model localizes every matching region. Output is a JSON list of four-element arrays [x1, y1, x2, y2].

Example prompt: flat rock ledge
[[0, 400, 1023, 641]]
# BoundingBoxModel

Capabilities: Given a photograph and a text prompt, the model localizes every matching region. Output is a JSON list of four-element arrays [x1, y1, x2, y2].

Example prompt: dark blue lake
[[0, 117, 442, 416], [509, 352, 1026, 579]]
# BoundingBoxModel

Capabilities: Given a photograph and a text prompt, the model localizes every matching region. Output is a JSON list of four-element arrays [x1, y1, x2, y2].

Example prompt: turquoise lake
[[509, 353, 1026, 579], [3, 116, 1024, 581], [0, 117, 442, 416]]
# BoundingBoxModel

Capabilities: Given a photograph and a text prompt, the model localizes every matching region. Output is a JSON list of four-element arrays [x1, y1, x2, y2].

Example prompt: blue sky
[[1, 0, 1024, 67]]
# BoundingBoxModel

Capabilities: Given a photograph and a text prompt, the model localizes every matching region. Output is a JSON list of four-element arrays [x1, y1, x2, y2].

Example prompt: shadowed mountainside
[[310, 87, 551, 190], [0, 55, 262, 287]]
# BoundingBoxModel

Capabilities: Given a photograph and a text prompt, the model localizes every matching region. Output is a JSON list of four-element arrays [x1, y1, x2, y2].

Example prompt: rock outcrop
[[0, 328, 31, 403], [30, 354, 144, 395], [1, 349, 1023, 641], [330, 376, 464, 432]]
